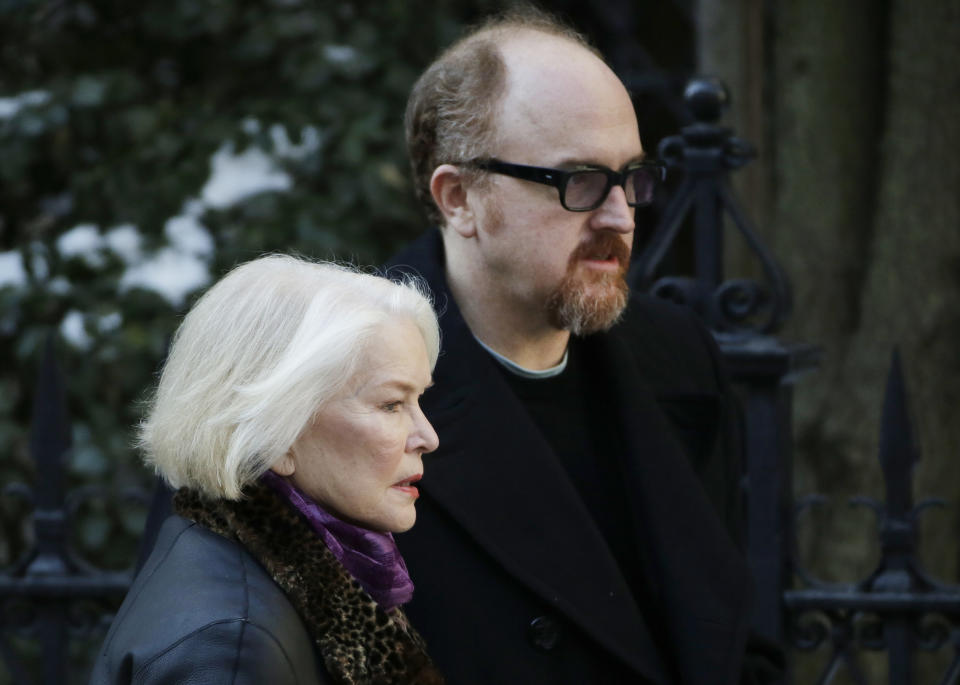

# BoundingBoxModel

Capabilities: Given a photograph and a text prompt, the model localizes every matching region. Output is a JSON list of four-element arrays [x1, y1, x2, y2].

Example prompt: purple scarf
[[260, 470, 414, 611]]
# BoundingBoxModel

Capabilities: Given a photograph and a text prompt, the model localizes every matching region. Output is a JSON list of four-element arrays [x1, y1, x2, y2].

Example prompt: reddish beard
[[546, 232, 631, 335]]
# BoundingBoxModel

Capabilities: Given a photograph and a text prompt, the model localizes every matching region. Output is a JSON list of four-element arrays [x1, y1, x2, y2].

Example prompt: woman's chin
[[358, 506, 417, 534], [386, 508, 417, 534]]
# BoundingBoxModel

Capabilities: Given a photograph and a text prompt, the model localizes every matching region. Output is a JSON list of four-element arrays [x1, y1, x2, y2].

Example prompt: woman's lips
[[392, 474, 422, 498]]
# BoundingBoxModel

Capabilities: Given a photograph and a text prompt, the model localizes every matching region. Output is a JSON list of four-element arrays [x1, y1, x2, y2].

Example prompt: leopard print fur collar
[[174, 484, 444, 685]]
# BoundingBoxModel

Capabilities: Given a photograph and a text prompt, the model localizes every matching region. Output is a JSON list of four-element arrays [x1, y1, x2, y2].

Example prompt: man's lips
[[579, 250, 624, 272], [392, 474, 422, 498], [580, 254, 621, 268], [571, 234, 631, 271]]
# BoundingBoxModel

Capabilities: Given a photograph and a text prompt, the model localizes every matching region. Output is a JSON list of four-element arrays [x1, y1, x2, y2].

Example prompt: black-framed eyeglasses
[[467, 158, 666, 212]]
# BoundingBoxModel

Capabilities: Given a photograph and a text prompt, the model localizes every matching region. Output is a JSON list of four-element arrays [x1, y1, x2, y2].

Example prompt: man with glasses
[[389, 6, 784, 685]]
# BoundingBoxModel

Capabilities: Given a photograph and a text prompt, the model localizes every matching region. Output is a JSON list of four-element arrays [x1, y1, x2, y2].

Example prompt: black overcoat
[[388, 230, 763, 684]]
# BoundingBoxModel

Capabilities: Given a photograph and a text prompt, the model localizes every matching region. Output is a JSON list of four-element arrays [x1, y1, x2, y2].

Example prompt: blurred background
[[1, 0, 957, 682]]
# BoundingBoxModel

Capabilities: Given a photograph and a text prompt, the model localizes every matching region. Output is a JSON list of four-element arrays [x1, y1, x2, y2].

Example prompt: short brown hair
[[404, 4, 598, 226]]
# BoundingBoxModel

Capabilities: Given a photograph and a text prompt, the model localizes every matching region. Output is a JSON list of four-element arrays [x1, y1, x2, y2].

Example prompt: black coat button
[[527, 615, 561, 651]]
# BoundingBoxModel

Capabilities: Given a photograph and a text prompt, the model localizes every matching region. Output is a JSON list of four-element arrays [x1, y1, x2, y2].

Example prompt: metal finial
[[878, 347, 918, 517], [632, 76, 790, 335], [683, 77, 729, 124]]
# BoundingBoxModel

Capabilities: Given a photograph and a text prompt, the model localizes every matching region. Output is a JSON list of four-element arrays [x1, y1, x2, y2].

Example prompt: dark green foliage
[[0, 0, 502, 575], [0, 1, 504, 679]]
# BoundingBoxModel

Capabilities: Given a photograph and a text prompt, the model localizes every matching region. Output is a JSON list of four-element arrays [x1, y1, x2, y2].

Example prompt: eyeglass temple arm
[[477, 160, 562, 188]]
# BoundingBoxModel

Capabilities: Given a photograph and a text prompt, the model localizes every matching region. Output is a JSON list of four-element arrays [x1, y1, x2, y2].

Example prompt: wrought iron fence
[[1, 78, 958, 684], [631, 77, 960, 684], [783, 350, 960, 684], [0, 339, 146, 684]]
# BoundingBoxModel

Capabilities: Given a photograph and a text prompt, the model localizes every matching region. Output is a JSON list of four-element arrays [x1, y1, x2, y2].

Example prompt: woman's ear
[[270, 452, 296, 477], [430, 164, 476, 238]]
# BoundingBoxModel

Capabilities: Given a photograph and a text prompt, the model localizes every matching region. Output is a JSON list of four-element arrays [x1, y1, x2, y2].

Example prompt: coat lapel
[[588, 330, 752, 685]]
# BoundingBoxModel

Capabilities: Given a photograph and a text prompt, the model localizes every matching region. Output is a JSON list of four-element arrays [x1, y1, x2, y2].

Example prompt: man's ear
[[270, 452, 296, 477], [430, 164, 476, 238]]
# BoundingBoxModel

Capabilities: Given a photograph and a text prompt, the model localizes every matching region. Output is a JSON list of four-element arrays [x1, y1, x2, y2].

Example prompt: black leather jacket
[[90, 515, 324, 684]]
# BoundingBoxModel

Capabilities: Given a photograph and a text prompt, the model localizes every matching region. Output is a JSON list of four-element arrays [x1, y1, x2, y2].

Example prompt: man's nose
[[589, 185, 635, 234]]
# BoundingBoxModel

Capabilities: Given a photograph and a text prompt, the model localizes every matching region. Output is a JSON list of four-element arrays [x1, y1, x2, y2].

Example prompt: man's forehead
[[494, 32, 643, 162], [497, 29, 601, 80]]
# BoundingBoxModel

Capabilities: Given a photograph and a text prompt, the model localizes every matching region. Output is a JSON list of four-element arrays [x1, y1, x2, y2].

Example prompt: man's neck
[[446, 266, 570, 371]]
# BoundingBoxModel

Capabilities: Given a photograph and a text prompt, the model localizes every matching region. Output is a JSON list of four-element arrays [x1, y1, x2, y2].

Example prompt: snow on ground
[[201, 141, 293, 209], [0, 90, 51, 119], [56, 224, 105, 267], [165, 211, 214, 258], [104, 224, 143, 264], [0, 251, 27, 289], [323, 45, 358, 64], [42, 119, 313, 317], [270, 123, 322, 161], [118, 247, 211, 308], [60, 309, 92, 350]]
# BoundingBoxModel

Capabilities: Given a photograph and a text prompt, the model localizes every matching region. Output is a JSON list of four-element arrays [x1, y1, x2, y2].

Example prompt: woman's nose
[[409, 408, 439, 454]]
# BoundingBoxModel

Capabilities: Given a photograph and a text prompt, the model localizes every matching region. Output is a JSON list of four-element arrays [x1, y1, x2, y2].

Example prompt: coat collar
[[174, 485, 444, 685], [392, 230, 753, 683]]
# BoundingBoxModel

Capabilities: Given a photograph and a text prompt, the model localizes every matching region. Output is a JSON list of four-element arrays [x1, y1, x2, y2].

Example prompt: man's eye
[[382, 401, 402, 413], [567, 171, 601, 187]]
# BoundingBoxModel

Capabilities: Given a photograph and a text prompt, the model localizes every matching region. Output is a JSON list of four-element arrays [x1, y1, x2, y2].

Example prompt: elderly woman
[[91, 255, 444, 684]]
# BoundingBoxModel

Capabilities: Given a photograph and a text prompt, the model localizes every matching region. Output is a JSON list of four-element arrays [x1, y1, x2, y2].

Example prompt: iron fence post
[[721, 340, 818, 643], [27, 336, 71, 685], [631, 76, 821, 656], [0, 337, 135, 684]]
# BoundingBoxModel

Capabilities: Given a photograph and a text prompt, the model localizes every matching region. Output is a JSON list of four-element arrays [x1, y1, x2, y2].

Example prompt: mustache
[[569, 232, 631, 267]]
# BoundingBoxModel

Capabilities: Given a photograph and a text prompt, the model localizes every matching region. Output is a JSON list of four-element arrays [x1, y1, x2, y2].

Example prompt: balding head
[[404, 6, 603, 226], [493, 30, 639, 166]]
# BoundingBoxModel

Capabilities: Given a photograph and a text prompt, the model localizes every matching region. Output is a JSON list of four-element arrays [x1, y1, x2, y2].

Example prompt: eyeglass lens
[[564, 167, 657, 209]]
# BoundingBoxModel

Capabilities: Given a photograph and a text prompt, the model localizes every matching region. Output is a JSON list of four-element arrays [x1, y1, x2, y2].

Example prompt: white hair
[[138, 254, 440, 500]]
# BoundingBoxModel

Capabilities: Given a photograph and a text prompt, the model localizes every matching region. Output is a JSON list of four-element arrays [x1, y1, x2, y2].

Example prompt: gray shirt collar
[[473, 335, 568, 379]]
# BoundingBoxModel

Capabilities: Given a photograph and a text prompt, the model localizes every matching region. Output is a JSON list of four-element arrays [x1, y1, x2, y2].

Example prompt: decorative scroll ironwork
[[630, 76, 792, 335], [787, 609, 872, 684], [784, 351, 960, 684], [0, 338, 138, 684]]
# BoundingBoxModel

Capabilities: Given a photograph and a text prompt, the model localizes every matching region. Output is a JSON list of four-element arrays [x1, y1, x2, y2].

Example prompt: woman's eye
[[382, 401, 402, 413]]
